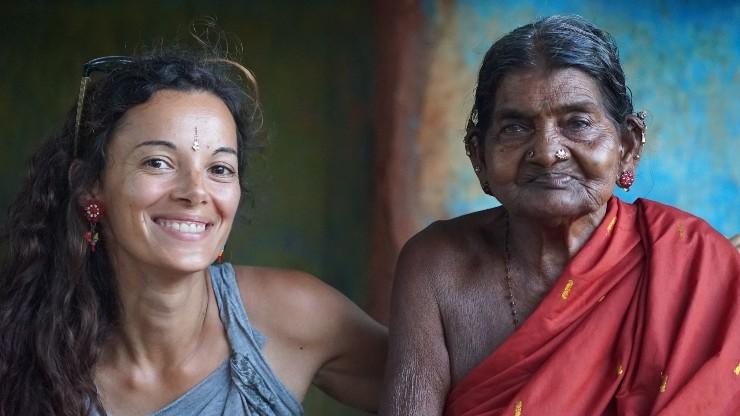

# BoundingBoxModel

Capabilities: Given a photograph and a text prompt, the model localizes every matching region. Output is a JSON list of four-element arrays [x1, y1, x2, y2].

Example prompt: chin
[[154, 253, 216, 274]]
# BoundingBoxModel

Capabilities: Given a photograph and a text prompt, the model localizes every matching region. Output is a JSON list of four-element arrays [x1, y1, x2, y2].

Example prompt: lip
[[152, 215, 214, 241], [526, 172, 576, 189]]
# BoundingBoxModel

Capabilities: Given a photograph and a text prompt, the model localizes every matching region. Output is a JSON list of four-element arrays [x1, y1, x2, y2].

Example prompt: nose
[[172, 168, 208, 206], [528, 124, 566, 167]]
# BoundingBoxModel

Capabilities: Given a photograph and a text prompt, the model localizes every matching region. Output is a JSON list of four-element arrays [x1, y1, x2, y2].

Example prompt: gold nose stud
[[555, 148, 569, 160]]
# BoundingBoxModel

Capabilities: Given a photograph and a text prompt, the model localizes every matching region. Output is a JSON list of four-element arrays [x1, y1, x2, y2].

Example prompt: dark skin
[[379, 67, 645, 415]]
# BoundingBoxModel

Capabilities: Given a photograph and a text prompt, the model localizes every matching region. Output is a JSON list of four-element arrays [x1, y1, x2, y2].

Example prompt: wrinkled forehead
[[493, 67, 607, 116]]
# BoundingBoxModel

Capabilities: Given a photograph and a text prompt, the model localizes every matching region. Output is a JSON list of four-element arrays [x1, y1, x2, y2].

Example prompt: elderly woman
[[380, 15, 739, 416], [0, 50, 386, 415]]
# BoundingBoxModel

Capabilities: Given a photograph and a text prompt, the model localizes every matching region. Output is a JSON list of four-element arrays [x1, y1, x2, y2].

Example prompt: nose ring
[[526, 150, 535, 159], [554, 149, 569, 161]]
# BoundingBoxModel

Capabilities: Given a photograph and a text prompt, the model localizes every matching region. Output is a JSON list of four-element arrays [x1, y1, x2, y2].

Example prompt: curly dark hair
[[0, 48, 260, 415], [470, 15, 634, 141]]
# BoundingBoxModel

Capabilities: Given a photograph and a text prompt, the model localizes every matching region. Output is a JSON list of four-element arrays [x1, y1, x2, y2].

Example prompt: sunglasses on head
[[73, 56, 134, 157]]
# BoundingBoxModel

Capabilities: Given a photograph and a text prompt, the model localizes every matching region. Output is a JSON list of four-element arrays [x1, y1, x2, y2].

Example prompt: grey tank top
[[94, 263, 304, 416]]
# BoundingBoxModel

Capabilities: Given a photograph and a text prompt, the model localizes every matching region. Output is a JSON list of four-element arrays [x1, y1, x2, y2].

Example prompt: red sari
[[444, 197, 740, 415]]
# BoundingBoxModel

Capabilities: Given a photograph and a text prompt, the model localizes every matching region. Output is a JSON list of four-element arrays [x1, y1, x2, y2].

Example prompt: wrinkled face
[[478, 67, 627, 220], [95, 90, 241, 274]]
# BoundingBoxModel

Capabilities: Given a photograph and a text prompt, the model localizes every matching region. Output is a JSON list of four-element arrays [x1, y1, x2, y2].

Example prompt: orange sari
[[444, 197, 740, 415]]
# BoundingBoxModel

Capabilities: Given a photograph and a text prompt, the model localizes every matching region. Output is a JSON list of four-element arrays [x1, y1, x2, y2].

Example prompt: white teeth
[[157, 220, 207, 234]]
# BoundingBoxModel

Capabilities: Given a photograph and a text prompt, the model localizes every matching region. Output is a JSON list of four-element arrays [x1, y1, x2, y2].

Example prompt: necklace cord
[[504, 212, 520, 328]]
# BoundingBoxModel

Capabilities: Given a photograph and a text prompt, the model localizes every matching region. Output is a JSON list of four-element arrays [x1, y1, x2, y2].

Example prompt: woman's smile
[[153, 216, 213, 240]]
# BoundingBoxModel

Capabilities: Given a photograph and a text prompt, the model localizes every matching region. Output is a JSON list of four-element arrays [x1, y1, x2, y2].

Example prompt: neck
[[103, 261, 212, 374], [506, 204, 607, 284]]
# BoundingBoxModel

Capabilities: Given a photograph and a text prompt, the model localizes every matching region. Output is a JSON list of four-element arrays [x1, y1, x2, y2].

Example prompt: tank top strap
[[207, 262, 303, 415], [209, 262, 267, 350]]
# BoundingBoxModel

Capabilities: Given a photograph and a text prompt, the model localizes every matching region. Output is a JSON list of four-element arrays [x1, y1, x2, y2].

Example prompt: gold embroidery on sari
[[734, 363, 740, 376], [616, 364, 624, 376], [607, 216, 617, 234], [659, 373, 669, 393], [561, 280, 574, 300], [677, 222, 686, 240], [514, 400, 523, 416]]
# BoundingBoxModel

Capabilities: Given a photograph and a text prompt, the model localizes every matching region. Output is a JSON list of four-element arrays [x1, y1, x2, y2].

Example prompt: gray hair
[[470, 15, 634, 136]]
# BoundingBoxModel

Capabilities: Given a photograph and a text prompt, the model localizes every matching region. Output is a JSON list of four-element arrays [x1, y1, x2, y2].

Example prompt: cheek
[[102, 174, 170, 224], [119, 176, 168, 208], [487, 143, 522, 183], [212, 183, 242, 218], [578, 137, 621, 180]]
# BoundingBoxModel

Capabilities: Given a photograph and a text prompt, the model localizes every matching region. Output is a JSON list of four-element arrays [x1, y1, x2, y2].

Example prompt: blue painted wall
[[437, 0, 739, 236]]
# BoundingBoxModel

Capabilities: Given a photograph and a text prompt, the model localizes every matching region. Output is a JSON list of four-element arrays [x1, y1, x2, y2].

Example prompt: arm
[[237, 266, 387, 412], [379, 233, 451, 416], [311, 283, 388, 412]]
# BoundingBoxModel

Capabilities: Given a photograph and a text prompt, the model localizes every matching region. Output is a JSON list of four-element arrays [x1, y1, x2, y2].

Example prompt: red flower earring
[[82, 199, 104, 252], [617, 170, 635, 191]]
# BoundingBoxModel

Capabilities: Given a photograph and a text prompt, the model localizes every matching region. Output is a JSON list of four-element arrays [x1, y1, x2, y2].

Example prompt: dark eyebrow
[[134, 140, 176, 150], [212, 146, 237, 157]]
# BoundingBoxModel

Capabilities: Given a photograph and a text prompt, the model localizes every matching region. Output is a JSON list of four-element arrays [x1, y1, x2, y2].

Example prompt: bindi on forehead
[[192, 126, 200, 151]]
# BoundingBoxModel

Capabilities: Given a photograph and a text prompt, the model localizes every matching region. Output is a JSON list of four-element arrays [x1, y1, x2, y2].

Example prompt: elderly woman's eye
[[567, 117, 592, 130], [501, 123, 529, 135]]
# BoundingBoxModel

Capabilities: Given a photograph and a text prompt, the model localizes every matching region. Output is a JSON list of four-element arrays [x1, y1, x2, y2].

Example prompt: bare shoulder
[[233, 265, 331, 307], [231, 265, 387, 410], [397, 207, 503, 287], [232, 265, 348, 340], [407, 207, 501, 252], [380, 209, 502, 415]]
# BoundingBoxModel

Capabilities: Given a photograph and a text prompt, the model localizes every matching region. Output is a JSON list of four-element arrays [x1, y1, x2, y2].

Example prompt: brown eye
[[144, 158, 172, 170], [209, 164, 236, 177], [501, 123, 529, 135], [566, 117, 591, 130]]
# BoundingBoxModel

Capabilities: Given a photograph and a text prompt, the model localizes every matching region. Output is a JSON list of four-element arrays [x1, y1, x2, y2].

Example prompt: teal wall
[[436, 0, 739, 236]]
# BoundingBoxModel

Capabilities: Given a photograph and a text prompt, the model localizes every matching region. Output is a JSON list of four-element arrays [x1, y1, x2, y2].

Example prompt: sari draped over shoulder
[[444, 197, 740, 416]]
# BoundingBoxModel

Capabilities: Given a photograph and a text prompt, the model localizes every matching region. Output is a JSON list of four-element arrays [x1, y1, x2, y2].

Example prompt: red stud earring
[[82, 199, 104, 252], [617, 170, 635, 191]]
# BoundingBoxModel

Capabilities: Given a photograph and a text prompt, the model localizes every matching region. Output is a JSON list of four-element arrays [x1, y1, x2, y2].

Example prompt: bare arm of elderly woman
[[235, 266, 388, 412], [380, 210, 532, 415], [379, 227, 455, 416]]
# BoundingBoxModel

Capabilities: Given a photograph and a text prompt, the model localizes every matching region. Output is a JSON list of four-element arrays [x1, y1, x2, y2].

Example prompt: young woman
[[0, 50, 386, 416]]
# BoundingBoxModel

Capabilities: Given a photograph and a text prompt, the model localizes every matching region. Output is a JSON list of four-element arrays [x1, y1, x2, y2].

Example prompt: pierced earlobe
[[482, 181, 492, 195], [636, 110, 648, 145], [463, 129, 479, 157]]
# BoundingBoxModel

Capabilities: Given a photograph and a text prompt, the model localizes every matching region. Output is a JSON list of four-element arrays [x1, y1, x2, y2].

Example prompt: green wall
[[0, 1, 373, 415]]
